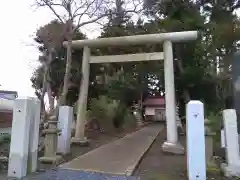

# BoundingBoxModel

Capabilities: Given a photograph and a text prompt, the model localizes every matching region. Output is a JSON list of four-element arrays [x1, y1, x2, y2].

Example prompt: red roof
[[0, 111, 13, 128], [143, 96, 165, 107]]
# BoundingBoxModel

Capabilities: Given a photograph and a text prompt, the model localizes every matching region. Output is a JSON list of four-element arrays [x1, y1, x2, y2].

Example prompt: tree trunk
[[59, 21, 73, 106], [40, 50, 53, 116], [47, 82, 54, 113], [175, 56, 191, 103]]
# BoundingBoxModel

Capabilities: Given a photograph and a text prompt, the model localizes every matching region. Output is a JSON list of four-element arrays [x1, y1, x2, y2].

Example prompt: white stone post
[[162, 41, 184, 154], [221, 109, 240, 177], [8, 98, 32, 178], [28, 98, 41, 173], [58, 106, 73, 155], [186, 101, 206, 180], [72, 46, 90, 145]]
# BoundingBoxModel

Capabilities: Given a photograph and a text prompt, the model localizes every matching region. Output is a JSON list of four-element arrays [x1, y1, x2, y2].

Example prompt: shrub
[[207, 112, 221, 143], [88, 95, 119, 132], [122, 108, 136, 130]]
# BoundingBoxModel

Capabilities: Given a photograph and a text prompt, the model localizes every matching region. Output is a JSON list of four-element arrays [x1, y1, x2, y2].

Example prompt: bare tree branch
[[34, 0, 143, 108], [35, 0, 65, 23], [35, 0, 143, 31]]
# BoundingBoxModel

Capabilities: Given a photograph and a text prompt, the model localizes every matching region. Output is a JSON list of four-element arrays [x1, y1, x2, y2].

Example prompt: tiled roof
[[143, 96, 165, 106]]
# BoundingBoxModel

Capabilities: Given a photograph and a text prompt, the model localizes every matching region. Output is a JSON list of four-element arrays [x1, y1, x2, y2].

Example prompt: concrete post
[[8, 98, 32, 178], [186, 101, 206, 180], [162, 41, 184, 154], [57, 106, 73, 155], [28, 98, 41, 173], [71, 46, 90, 146], [221, 109, 240, 177]]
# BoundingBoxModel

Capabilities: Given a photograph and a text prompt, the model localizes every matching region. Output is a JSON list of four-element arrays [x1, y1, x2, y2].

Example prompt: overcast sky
[[0, 1, 239, 98], [0, 0, 101, 98]]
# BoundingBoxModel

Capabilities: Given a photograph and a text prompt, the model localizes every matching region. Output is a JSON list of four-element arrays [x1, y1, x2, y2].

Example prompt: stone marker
[[8, 98, 32, 178], [221, 109, 240, 177], [57, 106, 73, 155], [186, 101, 206, 180], [28, 98, 41, 173]]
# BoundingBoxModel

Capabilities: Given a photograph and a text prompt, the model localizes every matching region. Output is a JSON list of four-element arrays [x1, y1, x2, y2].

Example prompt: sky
[[0, 0, 101, 98]]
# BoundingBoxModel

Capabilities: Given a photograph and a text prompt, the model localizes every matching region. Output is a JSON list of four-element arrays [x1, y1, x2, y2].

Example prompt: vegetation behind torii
[[31, 0, 240, 129]]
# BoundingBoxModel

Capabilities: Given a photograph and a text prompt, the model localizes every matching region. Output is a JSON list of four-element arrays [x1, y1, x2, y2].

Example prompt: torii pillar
[[162, 41, 184, 154]]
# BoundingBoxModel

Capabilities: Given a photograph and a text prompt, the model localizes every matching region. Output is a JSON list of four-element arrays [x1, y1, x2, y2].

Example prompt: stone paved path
[[0, 124, 163, 180], [60, 124, 163, 176]]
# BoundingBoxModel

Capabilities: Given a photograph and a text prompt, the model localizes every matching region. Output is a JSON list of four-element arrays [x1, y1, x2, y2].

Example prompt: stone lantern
[[39, 116, 62, 165], [132, 103, 144, 127], [204, 118, 216, 167]]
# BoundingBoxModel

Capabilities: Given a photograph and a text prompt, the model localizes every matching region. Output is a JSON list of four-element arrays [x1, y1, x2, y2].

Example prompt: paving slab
[[60, 124, 163, 176]]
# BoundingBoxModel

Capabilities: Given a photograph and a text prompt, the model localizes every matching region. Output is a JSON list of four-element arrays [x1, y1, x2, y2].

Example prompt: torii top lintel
[[63, 31, 198, 49]]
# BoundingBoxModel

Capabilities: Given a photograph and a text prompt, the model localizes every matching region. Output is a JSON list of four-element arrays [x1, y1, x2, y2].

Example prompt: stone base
[[39, 155, 62, 165], [162, 141, 185, 155], [56, 151, 72, 156], [221, 163, 240, 177], [71, 137, 89, 146]]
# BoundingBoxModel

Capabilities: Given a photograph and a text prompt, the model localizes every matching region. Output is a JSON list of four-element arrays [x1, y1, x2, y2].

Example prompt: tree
[[34, 20, 67, 114], [31, 20, 86, 115], [143, 0, 240, 114], [93, 1, 165, 107], [35, 0, 142, 107]]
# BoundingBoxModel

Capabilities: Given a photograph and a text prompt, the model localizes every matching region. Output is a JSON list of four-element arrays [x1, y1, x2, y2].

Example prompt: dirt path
[[134, 128, 235, 180], [134, 129, 187, 180]]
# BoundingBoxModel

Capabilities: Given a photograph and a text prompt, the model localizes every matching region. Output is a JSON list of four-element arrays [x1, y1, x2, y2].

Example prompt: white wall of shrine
[[145, 107, 166, 121]]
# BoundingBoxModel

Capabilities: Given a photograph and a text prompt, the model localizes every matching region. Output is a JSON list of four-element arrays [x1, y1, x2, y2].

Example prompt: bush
[[122, 108, 136, 130], [207, 112, 222, 142], [88, 95, 136, 132], [88, 95, 119, 132]]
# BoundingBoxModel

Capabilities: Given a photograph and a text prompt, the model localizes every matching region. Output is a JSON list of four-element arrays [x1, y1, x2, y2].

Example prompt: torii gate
[[63, 31, 198, 154]]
